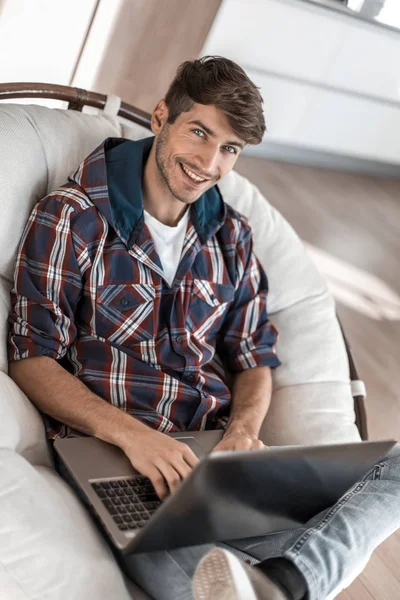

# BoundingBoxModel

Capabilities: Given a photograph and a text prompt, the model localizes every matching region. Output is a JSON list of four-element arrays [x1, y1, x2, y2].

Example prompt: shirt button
[[175, 335, 183, 343], [186, 373, 196, 382], [120, 297, 129, 307]]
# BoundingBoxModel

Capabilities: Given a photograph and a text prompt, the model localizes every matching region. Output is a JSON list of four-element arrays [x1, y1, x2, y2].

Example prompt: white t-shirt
[[144, 209, 190, 286]]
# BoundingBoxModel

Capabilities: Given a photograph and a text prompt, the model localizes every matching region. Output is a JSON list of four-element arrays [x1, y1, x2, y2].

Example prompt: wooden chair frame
[[0, 82, 369, 440]]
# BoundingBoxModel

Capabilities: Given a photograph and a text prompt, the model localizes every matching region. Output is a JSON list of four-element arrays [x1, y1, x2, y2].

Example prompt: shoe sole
[[193, 548, 258, 600]]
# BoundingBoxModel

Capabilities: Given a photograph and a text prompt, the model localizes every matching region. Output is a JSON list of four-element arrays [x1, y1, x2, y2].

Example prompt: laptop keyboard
[[91, 476, 162, 532]]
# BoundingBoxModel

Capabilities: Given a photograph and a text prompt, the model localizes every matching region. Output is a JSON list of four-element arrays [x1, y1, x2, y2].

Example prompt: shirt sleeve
[[8, 197, 83, 362], [217, 223, 280, 373]]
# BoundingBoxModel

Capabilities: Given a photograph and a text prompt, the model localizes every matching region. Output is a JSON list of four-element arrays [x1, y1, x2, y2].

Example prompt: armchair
[[0, 83, 366, 599]]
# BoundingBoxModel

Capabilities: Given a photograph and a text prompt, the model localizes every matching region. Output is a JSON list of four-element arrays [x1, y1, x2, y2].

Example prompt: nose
[[195, 146, 220, 178]]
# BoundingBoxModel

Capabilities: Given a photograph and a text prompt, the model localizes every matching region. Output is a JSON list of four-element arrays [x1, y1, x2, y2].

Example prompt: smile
[[180, 163, 208, 183]]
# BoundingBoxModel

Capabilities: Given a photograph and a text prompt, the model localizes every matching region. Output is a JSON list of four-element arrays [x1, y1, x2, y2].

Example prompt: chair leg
[[354, 394, 368, 441]]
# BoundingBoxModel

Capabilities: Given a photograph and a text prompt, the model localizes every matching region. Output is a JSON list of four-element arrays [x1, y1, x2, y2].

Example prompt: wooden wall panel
[[92, 0, 223, 113]]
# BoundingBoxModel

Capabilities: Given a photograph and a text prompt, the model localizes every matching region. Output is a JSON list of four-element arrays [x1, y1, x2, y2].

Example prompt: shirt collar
[[69, 136, 226, 247]]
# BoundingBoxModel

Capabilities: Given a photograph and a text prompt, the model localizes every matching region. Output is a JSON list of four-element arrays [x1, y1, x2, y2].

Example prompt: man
[[7, 56, 400, 600]]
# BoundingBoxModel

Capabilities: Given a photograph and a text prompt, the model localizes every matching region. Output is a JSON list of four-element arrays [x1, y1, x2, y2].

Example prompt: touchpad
[[176, 436, 207, 458]]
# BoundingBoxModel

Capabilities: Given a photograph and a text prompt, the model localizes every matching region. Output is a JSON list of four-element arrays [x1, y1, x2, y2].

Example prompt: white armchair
[[0, 85, 363, 599]]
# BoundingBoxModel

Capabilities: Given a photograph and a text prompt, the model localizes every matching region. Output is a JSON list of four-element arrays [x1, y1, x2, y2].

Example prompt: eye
[[192, 128, 205, 138], [224, 146, 237, 155]]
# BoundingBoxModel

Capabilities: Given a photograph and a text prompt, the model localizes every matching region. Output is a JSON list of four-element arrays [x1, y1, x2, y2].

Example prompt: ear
[[151, 99, 169, 134]]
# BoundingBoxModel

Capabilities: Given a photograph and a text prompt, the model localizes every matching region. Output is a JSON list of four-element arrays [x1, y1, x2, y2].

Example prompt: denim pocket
[[362, 461, 387, 481]]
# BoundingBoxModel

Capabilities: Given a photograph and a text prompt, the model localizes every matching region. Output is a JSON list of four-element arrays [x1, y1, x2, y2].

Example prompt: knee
[[382, 444, 400, 480]]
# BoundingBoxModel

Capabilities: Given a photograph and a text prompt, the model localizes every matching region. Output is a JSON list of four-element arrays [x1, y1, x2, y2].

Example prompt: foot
[[193, 548, 289, 600]]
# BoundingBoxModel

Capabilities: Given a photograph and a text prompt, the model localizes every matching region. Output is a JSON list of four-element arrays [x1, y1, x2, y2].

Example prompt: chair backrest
[[0, 88, 361, 467]]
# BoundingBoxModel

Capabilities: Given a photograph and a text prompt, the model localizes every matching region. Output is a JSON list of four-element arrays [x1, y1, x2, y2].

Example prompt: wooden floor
[[236, 155, 400, 600]]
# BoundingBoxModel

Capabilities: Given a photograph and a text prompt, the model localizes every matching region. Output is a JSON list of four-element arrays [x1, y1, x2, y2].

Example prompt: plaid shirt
[[8, 137, 280, 439]]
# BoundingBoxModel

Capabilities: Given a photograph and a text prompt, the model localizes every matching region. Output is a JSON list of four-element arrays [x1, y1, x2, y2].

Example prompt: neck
[[142, 144, 188, 226]]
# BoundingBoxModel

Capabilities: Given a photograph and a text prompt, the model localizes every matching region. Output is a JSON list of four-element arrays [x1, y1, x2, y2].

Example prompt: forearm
[[8, 356, 149, 449], [225, 366, 272, 438]]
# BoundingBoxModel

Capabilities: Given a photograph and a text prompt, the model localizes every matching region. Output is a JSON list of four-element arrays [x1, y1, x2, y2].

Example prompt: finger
[[146, 467, 169, 500], [156, 459, 184, 495], [173, 456, 194, 480], [182, 446, 201, 468], [251, 440, 266, 451]]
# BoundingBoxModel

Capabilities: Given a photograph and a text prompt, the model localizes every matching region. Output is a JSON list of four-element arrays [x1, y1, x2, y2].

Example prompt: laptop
[[54, 431, 395, 555]]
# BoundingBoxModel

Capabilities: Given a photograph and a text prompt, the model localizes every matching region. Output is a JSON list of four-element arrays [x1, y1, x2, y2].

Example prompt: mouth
[[179, 163, 211, 186]]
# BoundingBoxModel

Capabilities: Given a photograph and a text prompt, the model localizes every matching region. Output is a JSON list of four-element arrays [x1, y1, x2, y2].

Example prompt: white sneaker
[[193, 548, 288, 600]]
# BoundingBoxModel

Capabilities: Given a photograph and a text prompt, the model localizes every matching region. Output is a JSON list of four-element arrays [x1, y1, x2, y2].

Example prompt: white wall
[[71, 0, 125, 90], [0, 0, 98, 85], [202, 0, 400, 165]]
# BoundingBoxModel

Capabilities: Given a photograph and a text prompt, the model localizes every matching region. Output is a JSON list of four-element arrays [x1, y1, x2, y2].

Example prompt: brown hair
[[164, 56, 266, 145]]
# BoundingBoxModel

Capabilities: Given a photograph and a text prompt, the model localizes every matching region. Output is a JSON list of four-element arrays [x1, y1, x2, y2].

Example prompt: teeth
[[182, 164, 206, 182]]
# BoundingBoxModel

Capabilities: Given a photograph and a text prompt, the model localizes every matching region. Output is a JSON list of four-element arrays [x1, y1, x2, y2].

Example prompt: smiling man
[[8, 56, 400, 600], [9, 57, 280, 478], [8, 56, 284, 597]]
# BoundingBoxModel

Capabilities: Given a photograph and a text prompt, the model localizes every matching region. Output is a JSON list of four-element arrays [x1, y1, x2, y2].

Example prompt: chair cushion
[[217, 170, 360, 444], [0, 448, 149, 600], [0, 370, 53, 467], [261, 382, 360, 445]]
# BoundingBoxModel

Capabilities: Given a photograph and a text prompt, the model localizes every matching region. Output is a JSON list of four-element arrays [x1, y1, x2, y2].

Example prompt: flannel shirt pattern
[[8, 137, 280, 438]]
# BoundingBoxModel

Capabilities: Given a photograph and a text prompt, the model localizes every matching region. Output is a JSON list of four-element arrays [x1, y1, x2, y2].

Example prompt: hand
[[212, 432, 267, 453], [122, 429, 199, 500]]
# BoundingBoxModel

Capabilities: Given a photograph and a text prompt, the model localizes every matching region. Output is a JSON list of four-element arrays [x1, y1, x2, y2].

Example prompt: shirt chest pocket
[[187, 279, 235, 338], [95, 284, 155, 345]]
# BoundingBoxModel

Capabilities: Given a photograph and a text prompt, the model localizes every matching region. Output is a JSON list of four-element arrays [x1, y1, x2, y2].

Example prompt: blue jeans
[[56, 445, 400, 600]]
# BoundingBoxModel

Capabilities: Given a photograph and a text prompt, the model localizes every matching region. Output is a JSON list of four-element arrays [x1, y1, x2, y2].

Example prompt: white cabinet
[[202, 0, 400, 164]]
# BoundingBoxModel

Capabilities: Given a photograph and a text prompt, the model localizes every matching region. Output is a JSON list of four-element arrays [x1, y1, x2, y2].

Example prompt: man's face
[[153, 103, 245, 205]]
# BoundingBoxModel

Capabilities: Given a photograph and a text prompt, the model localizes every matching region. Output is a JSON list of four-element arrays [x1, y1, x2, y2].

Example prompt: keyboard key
[[100, 481, 111, 489], [121, 497, 130, 505], [103, 502, 118, 515], [126, 506, 136, 513], [119, 524, 128, 530], [114, 516, 123, 524], [119, 480, 128, 487], [123, 515, 133, 523], [132, 514, 141, 522], [96, 490, 107, 499], [137, 521, 146, 527], [146, 494, 159, 501], [117, 506, 127, 514], [143, 501, 160, 511], [115, 489, 125, 497], [128, 523, 138, 529], [110, 481, 119, 489], [106, 489, 116, 498], [124, 488, 134, 496], [113, 498, 121, 506]]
